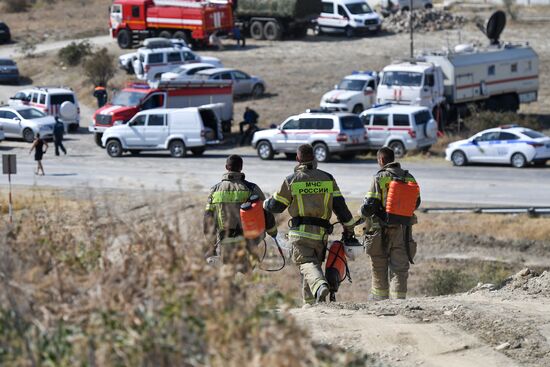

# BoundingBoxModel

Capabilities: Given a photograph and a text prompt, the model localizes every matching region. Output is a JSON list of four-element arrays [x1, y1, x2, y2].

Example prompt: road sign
[[2, 154, 16, 175]]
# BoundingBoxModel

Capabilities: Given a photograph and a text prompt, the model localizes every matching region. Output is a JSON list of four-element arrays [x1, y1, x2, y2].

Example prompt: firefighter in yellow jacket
[[204, 154, 277, 272], [264, 144, 356, 304], [361, 147, 421, 300]]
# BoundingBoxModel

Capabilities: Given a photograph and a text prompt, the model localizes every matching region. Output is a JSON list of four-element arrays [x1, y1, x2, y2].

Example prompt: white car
[[317, 0, 382, 37], [121, 44, 222, 81], [445, 126, 550, 168], [194, 68, 266, 98], [0, 106, 55, 142], [252, 110, 368, 162], [360, 104, 438, 157], [101, 107, 222, 158], [8, 87, 80, 131], [160, 63, 216, 82], [321, 71, 377, 114]]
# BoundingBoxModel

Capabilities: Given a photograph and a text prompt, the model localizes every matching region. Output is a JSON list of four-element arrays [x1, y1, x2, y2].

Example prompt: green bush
[[83, 48, 116, 87], [57, 40, 92, 66], [422, 268, 476, 296]]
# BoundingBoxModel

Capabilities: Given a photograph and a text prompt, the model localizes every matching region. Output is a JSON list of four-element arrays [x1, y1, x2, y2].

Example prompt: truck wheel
[[94, 133, 103, 147], [313, 143, 330, 162], [191, 147, 205, 156], [257, 141, 274, 160], [345, 26, 355, 38], [388, 140, 405, 158], [106, 140, 123, 157], [222, 120, 231, 133], [511, 153, 527, 168], [250, 21, 264, 40], [169, 140, 186, 158], [352, 104, 363, 114], [451, 150, 467, 166], [159, 30, 172, 39], [264, 21, 282, 41], [117, 29, 132, 49], [173, 31, 191, 45]]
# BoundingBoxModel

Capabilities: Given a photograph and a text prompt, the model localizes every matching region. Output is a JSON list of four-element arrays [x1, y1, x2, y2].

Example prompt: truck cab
[[376, 61, 445, 111], [320, 71, 377, 114]]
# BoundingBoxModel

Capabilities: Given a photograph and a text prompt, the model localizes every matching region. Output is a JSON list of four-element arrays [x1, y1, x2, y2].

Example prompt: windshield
[[18, 108, 46, 119], [0, 60, 15, 66], [522, 129, 545, 139], [338, 79, 366, 91], [346, 2, 372, 14], [382, 71, 423, 87], [111, 91, 146, 106]]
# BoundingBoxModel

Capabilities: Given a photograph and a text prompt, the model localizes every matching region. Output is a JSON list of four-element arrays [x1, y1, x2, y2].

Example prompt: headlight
[[354, 18, 362, 23]]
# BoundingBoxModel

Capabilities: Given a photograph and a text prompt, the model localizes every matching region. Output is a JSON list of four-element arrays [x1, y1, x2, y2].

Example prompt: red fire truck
[[89, 80, 234, 146], [110, 0, 234, 48]]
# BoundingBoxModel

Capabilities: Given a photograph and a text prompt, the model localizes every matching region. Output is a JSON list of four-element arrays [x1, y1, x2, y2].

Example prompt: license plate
[[368, 26, 378, 31]]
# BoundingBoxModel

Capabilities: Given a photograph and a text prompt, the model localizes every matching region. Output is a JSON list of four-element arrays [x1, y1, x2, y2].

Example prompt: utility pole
[[409, 0, 414, 58]]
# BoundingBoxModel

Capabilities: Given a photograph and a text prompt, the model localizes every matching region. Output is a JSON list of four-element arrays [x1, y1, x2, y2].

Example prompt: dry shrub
[[2, 0, 32, 13], [463, 109, 543, 133], [0, 193, 373, 366], [83, 48, 116, 87]]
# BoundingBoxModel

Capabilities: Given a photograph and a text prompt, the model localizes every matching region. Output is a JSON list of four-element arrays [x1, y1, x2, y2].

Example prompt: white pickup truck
[[320, 71, 377, 114]]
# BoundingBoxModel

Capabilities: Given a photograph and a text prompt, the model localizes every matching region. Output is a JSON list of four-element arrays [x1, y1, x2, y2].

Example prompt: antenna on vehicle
[[478, 11, 507, 46]]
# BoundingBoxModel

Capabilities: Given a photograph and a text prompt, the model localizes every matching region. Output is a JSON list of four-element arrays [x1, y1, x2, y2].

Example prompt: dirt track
[[292, 270, 550, 367]]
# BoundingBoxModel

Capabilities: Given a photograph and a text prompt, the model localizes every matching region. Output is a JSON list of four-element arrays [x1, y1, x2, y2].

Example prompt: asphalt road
[[1, 133, 549, 207]]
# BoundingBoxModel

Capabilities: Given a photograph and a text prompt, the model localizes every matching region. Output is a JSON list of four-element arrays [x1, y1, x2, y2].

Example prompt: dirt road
[[291, 271, 550, 367]]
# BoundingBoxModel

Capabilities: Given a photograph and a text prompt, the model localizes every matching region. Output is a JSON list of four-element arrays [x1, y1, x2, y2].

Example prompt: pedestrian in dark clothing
[[233, 25, 245, 47], [53, 117, 67, 156], [239, 107, 259, 134], [29, 133, 48, 176], [93, 86, 108, 108]]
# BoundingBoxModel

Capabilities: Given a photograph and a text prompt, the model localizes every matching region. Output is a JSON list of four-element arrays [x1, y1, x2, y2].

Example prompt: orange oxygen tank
[[325, 240, 348, 296], [240, 195, 266, 239], [386, 179, 420, 224]]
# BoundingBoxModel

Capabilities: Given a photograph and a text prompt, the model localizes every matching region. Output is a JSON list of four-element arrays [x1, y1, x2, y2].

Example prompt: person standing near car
[[53, 117, 67, 156], [29, 133, 48, 176], [233, 25, 245, 47], [360, 147, 421, 301], [93, 85, 108, 108], [239, 107, 260, 146], [264, 144, 356, 305]]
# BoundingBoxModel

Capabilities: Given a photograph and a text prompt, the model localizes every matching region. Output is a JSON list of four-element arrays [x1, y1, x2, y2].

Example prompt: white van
[[381, 0, 433, 12], [317, 0, 382, 37], [101, 107, 222, 158]]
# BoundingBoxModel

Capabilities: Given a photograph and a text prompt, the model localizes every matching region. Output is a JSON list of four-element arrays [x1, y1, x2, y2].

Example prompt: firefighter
[[264, 144, 356, 304], [204, 154, 277, 273], [361, 147, 421, 301], [93, 85, 108, 108]]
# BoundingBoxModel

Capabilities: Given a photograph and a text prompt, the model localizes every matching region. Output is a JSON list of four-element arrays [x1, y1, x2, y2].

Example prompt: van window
[[167, 52, 182, 63], [131, 115, 147, 126], [317, 118, 333, 130], [32, 93, 39, 103], [300, 118, 316, 129], [414, 110, 431, 125], [50, 94, 75, 105], [393, 114, 410, 126], [337, 5, 348, 18], [340, 116, 362, 130], [182, 51, 198, 61], [147, 53, 164, 64], [322, 2, 334, 13], [361, 114, 372, 125], [3, 111, 17, 119], [148, 114, 166, 126], [488, 65, 495, 76], [372, 114, 388, 126], [131, 5, 140, 18], [511, 63, 518, 73], [39, 94, 46, 104]]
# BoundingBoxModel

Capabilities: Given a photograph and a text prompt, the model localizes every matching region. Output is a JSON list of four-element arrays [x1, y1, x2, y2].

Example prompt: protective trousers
[[290, 237, 328, 305], [365, 225, 416, 300], [219, 236, 260, 274]]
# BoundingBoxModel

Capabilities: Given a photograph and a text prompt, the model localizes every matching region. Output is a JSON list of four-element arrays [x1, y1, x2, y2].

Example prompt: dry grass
[[2, 0, 110, 42], [0, 190, 375, 366], [415, 212, 550, 242]]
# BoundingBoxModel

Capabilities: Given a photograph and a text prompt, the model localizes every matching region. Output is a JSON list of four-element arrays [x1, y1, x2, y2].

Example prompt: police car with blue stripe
[[446, 125, 550, 168]]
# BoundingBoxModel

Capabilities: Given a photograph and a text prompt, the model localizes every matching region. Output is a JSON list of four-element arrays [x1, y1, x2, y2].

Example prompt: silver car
[[0, 106, 55, 142], [252, 111, 369, 162], [194, 68, 266, 98]]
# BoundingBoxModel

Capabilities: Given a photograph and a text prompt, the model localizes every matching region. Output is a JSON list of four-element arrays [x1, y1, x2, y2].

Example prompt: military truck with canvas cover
[[234, 0, 322, 40]]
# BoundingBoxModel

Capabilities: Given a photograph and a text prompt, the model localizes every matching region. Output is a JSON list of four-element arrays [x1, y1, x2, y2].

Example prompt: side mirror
[[334, 84, 339, 90], [14, 118, 21, 124], [472, 138, 479, 145]]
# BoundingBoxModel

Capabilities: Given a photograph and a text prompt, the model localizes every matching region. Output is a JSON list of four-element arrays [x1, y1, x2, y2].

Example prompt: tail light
[[527, 142, 543, 148], [337, 133, 348, 142], [145, 65, 150, 72], [77, 107, 80, 115], [200, 129, 206, 137], [408, 129, 416, 138], [364, 131, 368, 140]]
